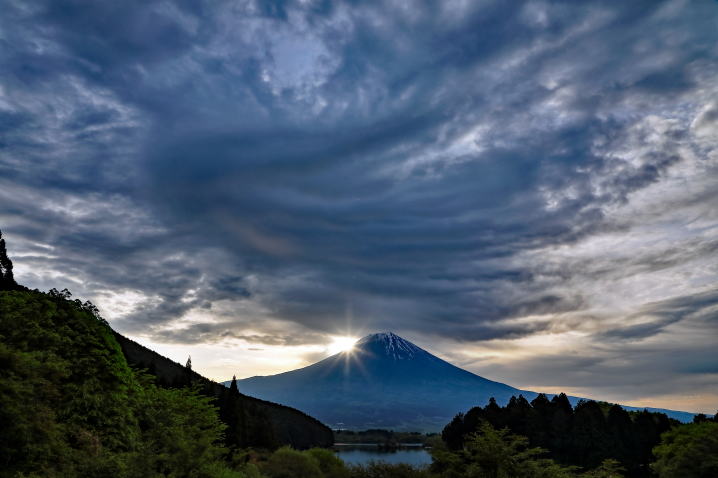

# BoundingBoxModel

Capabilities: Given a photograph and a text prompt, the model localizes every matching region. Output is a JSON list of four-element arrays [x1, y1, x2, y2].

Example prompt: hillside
[[114, 332, 333, 449], [1, 287, 227, 477], [231, 332, 695, 431], [0, 283, 331, 477]]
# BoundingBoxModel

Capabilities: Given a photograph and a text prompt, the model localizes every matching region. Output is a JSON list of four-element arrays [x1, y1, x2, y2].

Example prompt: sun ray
[[327, 335, 358, 355]]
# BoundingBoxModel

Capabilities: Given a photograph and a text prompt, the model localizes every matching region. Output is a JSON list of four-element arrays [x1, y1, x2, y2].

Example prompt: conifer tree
[[442, 413, 466, 450], [607, 404, 636, 467], [222, 375, 242, 448], [0, 229, 16, 290], [185, 355, 192, 370]]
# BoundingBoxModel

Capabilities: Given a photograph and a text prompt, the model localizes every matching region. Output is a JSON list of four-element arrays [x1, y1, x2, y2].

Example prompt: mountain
[[228, 332, 696, 431], [231, 332, 525, 431]]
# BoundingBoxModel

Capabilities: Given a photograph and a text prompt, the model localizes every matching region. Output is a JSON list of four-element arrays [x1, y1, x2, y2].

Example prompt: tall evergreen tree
[[442, 413, 466, 450], [528, 393, 552, 449], [549, 393, 574, 462], [0, 230, 16, 290], [572, 400, 610, 468], [607, 404, 637, 469], [221, 375, 242, 448], [506, 394, 532, 437], [484, 397, 504, 428], [185, 355, 192, 370], [229, 374, 239, 395]]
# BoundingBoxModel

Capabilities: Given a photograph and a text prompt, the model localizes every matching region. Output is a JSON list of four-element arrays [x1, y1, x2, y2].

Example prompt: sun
[[327, 336, 358, 355]]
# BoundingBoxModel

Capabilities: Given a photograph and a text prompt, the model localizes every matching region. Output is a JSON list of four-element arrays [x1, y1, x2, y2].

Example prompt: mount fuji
[[226, 332, 695, 431]]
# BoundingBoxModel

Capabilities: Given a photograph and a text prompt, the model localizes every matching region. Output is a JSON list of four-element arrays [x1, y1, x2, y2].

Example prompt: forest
[[1, 231, 717, 477], [440, 396, 718, 477]]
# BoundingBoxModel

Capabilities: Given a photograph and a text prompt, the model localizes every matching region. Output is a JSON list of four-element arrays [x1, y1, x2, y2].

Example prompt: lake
[[334, 445, 432, 467]]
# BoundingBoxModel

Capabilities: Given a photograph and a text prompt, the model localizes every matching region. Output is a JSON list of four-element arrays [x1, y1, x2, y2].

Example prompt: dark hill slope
[[114, 333, 333, 449]]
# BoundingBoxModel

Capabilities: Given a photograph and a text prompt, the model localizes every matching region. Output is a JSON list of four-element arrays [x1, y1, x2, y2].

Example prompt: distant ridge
[[227, 332, 696, 431]]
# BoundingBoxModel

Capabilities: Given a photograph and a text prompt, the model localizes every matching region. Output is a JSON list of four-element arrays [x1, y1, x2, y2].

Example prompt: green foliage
[[651, 421, 718, 478], [348, 462, 432, 478], [0, 289, 237, 478], [127, 380, 229, 478], [580, 459, 625, 478], [305, 448, 351, 478], [261, 447, 323, 478], [442, 393, 672, 475], [0, 289, 138, 476], [432, 422, 576, 478]]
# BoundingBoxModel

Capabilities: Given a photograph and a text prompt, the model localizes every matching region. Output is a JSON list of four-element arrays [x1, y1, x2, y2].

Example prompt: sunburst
[[327, 335, 358, 355]]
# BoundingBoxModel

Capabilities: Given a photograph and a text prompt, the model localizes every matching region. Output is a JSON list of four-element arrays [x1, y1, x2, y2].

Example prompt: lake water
[[334, 445, 432, 467]]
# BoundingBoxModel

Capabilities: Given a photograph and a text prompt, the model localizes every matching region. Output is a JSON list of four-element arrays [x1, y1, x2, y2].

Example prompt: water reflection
[[334, 444, 432, 466]]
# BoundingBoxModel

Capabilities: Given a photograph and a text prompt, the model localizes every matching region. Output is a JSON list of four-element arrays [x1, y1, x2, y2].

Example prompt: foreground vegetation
[[442, 394, 682, 476], [0, 287, 235, 477], [224, 418, 718, 478]]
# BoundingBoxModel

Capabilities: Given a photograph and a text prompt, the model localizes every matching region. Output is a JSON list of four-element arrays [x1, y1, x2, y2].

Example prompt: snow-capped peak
[[355, 332, 423, 360]]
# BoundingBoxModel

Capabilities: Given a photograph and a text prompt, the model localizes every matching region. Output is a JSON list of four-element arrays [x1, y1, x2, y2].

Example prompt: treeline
[[114, 331, 332, 449], [213, 417, 718, 478], [334, 429, 436, 445], [125, 349, 280, 450], [441, 393, 695, 476]]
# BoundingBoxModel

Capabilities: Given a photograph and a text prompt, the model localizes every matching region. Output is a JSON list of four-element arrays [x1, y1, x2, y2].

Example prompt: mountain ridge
[[227, 331, 696, 430]]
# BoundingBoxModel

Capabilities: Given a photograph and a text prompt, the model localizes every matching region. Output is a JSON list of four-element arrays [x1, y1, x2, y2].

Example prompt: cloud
[[458, 289, 718, 411], [1, 0, 717, 410]]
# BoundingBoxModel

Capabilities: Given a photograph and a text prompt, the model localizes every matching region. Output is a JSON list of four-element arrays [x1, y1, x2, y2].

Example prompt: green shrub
[[652, 421, 718, 478], [348, 462, 432, 478], [305, 448, 351, 478], [262, 447, 322, 478]]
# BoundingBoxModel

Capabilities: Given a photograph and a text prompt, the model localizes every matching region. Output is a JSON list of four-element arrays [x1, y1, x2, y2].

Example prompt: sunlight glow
[[327, 335, 358, 355]]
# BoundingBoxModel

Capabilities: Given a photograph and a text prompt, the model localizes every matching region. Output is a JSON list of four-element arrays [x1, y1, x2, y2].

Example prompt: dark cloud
[[601, 289, 718, 341], [467, 289, 718, 407], [1, 0, 717, 409]]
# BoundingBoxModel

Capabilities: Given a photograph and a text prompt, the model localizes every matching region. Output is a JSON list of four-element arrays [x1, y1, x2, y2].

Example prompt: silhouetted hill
[[229, 332, 696, 431], [115, 332, 333, 449]]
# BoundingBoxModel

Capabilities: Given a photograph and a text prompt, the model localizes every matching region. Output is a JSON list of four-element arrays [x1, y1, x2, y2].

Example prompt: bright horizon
[[123, 330, 713, 414]]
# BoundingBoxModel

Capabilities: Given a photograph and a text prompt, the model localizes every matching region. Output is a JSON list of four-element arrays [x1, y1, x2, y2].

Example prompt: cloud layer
[[1, 0, 716, 411]]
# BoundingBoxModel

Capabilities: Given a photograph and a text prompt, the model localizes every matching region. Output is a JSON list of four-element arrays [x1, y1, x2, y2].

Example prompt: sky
[[1, 0, 717, 413]]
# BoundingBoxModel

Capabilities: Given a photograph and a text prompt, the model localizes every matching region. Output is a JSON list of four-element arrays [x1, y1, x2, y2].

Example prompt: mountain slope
[[233, 332, 526, 431], [229, 332, 695, 431]]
